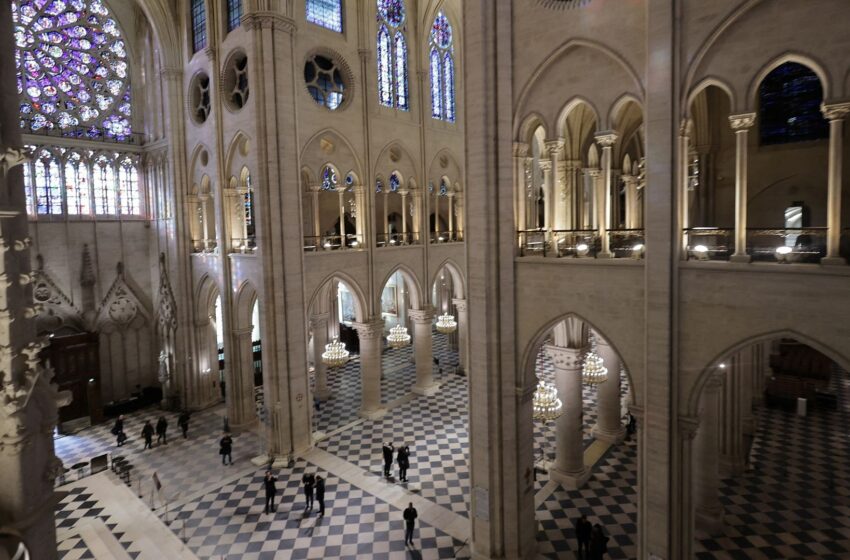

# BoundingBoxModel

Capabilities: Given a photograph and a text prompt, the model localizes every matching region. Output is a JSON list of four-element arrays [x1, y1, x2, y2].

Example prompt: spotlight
[[631, 243, 645, 259], [389, 238, 396, 245], [576, 243, 589, 257], [350, 240, 359, 248], [719, 363, 726, 369], [691, 244, 710, 261], [323, 241, 332, 249], [775, 245, 792, 263]]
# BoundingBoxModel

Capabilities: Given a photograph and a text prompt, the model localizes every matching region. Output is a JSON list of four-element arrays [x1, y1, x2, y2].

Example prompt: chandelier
[[321, 338, 350, 368], [386, 324, 411, 348], [532, 380, 563, 421], [582, 334, 608, 385], [435, 313, 457, 334]]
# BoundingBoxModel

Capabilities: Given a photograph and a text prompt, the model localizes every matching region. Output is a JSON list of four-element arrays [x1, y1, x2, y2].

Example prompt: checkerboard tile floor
[[695, 369, 850, 559], [532, 348, 631, 465], [54, 404, 262, 504], [57, 535, 96, 560], [169, 457, 465, 559], [56, 486, 142, 559]]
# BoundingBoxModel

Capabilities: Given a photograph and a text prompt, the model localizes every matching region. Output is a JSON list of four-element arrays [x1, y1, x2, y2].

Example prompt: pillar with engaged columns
[[545, 344, 591, 488], [821, 102, 850, 264], [592, 337, 626, 443], [452, 298, 469, 374], [310, 314, 330, 400], [729, 113, 756, 262], [623, 174, 640, 229], [694, 373, 724, 534], [595, 132, 618, 258], [513, 143, 529, 232], [719, 356, 747, 476], [353, 319, 386, 419], [539, 159, 553, 232], [227, 327, 258, 428], [409, 308, 440, 395], [546, 139, 565, 230]]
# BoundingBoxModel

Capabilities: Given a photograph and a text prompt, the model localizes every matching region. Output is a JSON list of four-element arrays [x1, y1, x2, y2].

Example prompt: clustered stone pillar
[[593, 336, 625, 443], [513, 143, 529, 234], [227, 327, 257, 429], [821, 102, 850, 264], [452, 298, 469, 374], [729, 113, 756, 263], [410, 308, 439, 396], [623, 174, 640, 229], [719, 356, 747, 476], [694, 373, 724, 534], [545, 344, 590, 489], [311, 314, 330, 400], [354, 319, 386, 419], [595, 132, 618, 258]]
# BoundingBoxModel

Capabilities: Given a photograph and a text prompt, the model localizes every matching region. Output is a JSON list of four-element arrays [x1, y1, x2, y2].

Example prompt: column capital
[[309, 184, 322, 193], [309, 313, 330, 328], [594, 131, 618, 147], [538, 160, 552, 172], [408, 308, 435, 323], [821, 101, 850, 121], [583, 167, 601, 178], [678, 416, 700, 440], [451, 298, 467, 312], [159, 67, 183, 82], [351, 319, 384, 339], [397, 189, 409, 197], [232, 327, 254, 337], [544, 344, 583, 370], [544, 138, 565, 154], [513, 142, 530, 157], [335, 185, 347, 195], [243, 11, 297, 33], [703, 372, 723, 392], [621, 173, 637, 185], [728, 112, 756, 130]]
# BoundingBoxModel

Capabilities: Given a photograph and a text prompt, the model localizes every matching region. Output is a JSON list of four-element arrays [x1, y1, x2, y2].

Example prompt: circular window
[[378, 0, 405, 27], [223, 50, 249, 111], [189, 72, 211, 124], [304, 54, 348, 111]]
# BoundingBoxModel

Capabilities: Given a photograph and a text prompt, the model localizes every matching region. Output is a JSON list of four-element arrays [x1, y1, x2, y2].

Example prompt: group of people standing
[[382, 442, 411, 482], [574, 514, 610, 560], [111, 412, 191, 449]]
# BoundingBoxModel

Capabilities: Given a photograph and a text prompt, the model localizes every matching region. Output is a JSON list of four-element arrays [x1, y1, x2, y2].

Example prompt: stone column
[[353, 184, 366, 239], [310, 185, 321, 238], [719, 357, 746, 476], [729, 113, 756, 262], [433, 191, 441, 238], [539, 159, 553, 233], [623, 174, 639, 229], [514, 143, 529, 233], [383, 190, 389, 238], [354, 320, 386, 419], [447, 192, 455, 240], [310, 314, 330, 400], [694, 374, 723, 534], [595, 132, 618, 257], [593, 337, 625, 443], [399, 188, 409, 241], [582, 168, 600, 230], [821, 102, 850, 264], [546, 139, 565, 231], [452, 298, 469, 374], [545, 345, 591, 489], [228, 327, 257, 428], [410, 308, 439, 395], [564, 160, 579, 230], [198, 193, 211, 249], [336, 185, 347, 245]]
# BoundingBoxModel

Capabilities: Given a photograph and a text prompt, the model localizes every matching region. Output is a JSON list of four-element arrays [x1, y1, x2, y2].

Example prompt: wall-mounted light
[[576, 243, 589, 257]]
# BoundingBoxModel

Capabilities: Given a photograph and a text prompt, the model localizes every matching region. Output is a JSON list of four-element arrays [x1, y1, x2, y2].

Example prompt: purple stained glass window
[[377, 25, 393, 107], [431, 12, 452, 48], [34, 150, 62, 215], [93, 156, 117, 215], [393, 31, 408, 110], [12, 0, 132, 140], [377, 0, 407, 111], [429, 12, 455, 123], [430, 49, 442, 119], [377, 0, 404, 27], [389, 172, 401, 192], [65, 152, 91, 215], [118, 158, 140, 215], [321, 166, 338, 191], [444, 52, 455, 123], [306, 0, 342, 32]]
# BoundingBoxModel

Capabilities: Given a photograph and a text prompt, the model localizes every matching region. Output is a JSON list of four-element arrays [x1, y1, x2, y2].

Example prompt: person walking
[[302, 472, 315, 510], [177, 411, 190, 439], [156, 416, 168, 445], [397, 445, 410, 482], [382, 442, 394, 478], [141, 420, 154, 450], [315, 475, 325, 517], [219, 433, 233, 465], [263, 471, 278, 514], [589, 523, 609, 560], [112, 415, 125, 447], [574, 514, 592, 559], [403, 502, 418, 546]]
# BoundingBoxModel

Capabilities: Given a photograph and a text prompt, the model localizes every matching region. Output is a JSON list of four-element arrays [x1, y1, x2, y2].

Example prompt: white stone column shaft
[[694, 374, 723, 533], [410, 309, 439, 395], [447, 193, 455, 239], [729, 113, 756, 262], [593, 338, 625, 443], [310, 186, 321, 238], [354, 320, 386, 419], [821, 103, 850, 264], [539, 160, 553, 233], [228, 328, 257, 428], [400, 189, 408, 239], [545, 345, 590, 489], [452, 298, 469, 374], [311, 315, 330, 400], [719, 356, 746, 476], [595, 132, 618, 257]]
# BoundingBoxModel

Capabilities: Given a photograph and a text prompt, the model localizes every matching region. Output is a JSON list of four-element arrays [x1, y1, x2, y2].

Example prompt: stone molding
[[408, 308, 435, 323], [451, 298, 467, 312], [821, 101, 850, 120], [678, 416, 700, 440], [351, 319, 384, 339], [594, 131, 619, 147], [728, 112, 756, 130], [243, 11, 296, 34]]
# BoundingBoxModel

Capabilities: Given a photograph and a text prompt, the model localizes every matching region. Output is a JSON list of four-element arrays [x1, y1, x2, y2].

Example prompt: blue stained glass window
[[34, 151, 62, 215], [429, 12, 455, 122], [12, 0, 132, 140], [430, 49, 442, 119], [191, 0, 207, 53], [389, 172, 401, 191], [94, 157, 117, 215], [23, 161, 34, 216], [118, 158, 140, 215], [322, 166, 339, 191], [376, 178, 384, 193], [65, 152, 91, 215], [759, 62, 828, 145], [377, 25, 393, 107], [377, 0, 408, 111], [393, 32, 408, 110], [306, 0, 343, 32], [227, 0, 243, 32]]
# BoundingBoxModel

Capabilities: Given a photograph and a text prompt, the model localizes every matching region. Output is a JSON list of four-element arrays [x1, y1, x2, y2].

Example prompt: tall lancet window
[[429, 12, 455, 122], [376, 0, 409, 111]]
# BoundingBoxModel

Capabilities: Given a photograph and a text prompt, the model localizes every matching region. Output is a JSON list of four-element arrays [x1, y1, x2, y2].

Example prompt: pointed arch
[[233, 280, 259, 331], [195, 274, 222, 323], [306, 271, 368, 324], [747, 52, 830, 110], [378, 264, 423, 311], [430, 258, 465, 300], [685, 77, 736, 119]]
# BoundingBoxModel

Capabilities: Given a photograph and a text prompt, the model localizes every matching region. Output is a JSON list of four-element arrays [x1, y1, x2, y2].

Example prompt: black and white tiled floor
[[695, 370, 850, 559]]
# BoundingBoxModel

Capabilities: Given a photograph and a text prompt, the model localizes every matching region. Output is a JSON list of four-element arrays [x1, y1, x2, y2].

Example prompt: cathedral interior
[[0, 0, 849, 559]]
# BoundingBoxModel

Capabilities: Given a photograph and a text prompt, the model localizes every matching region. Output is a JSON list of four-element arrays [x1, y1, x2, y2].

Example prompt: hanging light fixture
[[582, 333, 608, 385], [321, 338, 350, 368], [532, 380, 563, 421], [435, 313, 457, 334], [386, 324, 411, 348]]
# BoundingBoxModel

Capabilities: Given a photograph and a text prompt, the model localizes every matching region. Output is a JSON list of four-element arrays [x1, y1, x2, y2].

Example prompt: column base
[[719, 454, 747, 477], [596, 251, 613, 259], [591, 424, 626, 444], [251, 454, 292, 468], [359, 406, 388, 420], [229, 417, 258, 433], [546, 464, 591, 490], [730, 253, 751, 263], [695, 504, 725, 536], [820, 256, 846, 266], [314, 388, 331, 401], [412, 382, 441, 397]]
